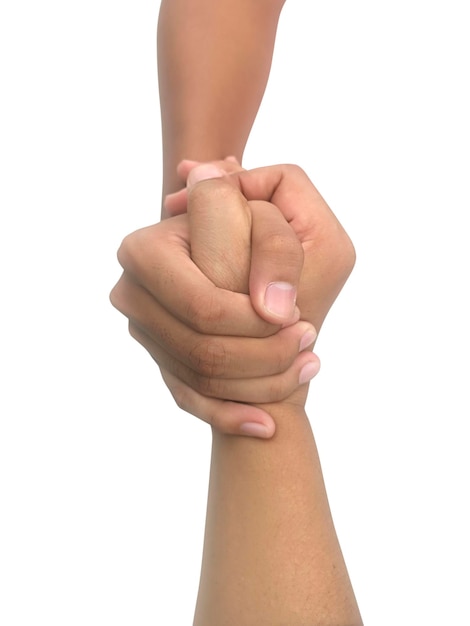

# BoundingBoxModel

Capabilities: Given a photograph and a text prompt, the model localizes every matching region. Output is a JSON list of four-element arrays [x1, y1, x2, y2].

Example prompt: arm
[[157, 0, 286, 210], [188, 168, 362, 625], [110, 166, 362, 622], [117, 4, 362, 619], [110, 197, 318, 437], [153, 0, 307, 430], [197, 410, 360, 625]]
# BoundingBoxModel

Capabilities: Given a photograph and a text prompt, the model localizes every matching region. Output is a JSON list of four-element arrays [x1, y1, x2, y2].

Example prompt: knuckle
[[330, 227, 357, 281], [109, 274, 134, 318], [109, 283, 120, 311], [185, 292, 225, 333], [190, 179, 238, 208], [262, 231, 304, 268], [127, 321, 140, 341], [166, 377, 192, 414], [282, 163, 308, 182], [171, 386, 189, 412], [266, 377, 291, 402], [273, 347, 293, 373], [190, 371, 222, 398], [284, 163, 304, 176], [188, 338, 228, 378], [263, 334, 297, 375], [275, 232, 303, 260], [342, 232, 357, 275], [116, 227, 154, 274], [109, 277, 126, 314], [116, 232, 135, 270]]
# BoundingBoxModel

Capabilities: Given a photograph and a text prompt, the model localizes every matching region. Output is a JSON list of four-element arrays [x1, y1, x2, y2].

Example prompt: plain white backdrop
[[1, 1, 469, 624]]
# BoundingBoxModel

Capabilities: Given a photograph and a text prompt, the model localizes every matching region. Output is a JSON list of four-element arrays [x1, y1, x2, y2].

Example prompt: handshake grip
[[111, 163, 355, 437]]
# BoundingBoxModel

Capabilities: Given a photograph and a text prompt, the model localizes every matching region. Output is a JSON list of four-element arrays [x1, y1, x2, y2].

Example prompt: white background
[[1, 1, 469, 624]]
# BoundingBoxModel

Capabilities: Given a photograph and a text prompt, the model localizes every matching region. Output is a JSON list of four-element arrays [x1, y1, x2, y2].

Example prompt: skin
[[111, 212, 318, 436], [155, 0, 306, 430], [157, 0, 286, 212], [111, 161, 321, 436], [186, 167, 362, 625], [111, 1, 363, 622], [111, 164, 363, 624]]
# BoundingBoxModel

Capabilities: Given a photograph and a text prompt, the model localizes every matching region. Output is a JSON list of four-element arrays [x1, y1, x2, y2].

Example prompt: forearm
[[157, 0, 286, 206], [194, 401, 363, 626]]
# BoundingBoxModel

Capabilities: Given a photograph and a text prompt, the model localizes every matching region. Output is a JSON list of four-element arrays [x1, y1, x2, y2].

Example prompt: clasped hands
[[110, 160, 355, 438]]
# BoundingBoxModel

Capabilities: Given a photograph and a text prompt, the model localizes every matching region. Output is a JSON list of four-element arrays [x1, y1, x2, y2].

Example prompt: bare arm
[[157, 0, 286, 208], [150, 4, 363, 621], [196, 409, 360, 625], [188, 169, 362, 625], [111, 167, 363, 623]]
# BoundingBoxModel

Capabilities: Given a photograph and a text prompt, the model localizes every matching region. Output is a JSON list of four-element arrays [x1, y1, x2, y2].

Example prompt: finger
[[176, 158, 200, 179], [164, 159, 246, 217], [115, 216, 278, 338], [129, 321, 321, 404], [230, 164, 356, 329], [177, 156, 244, 181], [163, 187, 188, 216], [112, 274, 317, 378], [165, 166, 311, 328], [224, 155, 241, 165], [188, 178, 252, 293], [248, 200, 304, 325], [160, 368, 276, 439], [234, 164, 333, 234], [164, 163, 228, 217]]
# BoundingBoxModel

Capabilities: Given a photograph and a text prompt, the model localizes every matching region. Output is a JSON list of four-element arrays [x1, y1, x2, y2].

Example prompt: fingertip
[[225, 155, 241, 165], [280, 305, 301, 328], [176, 159, 201, 178], [187, 164, 226, 189], [238, 419, 275, 439], [298, 357, 321, 385], [264, 282, 297, 321], [164, 188, 188, 215], [299, 327, 317, 352]]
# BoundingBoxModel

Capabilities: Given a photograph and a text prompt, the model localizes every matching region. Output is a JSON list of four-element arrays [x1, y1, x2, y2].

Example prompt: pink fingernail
[[298, 361, 320, 385], [239, 423, 271, 438], [299, 329, 317, 352], [187, 164, 225, 188], [264, 282, 297, 319]]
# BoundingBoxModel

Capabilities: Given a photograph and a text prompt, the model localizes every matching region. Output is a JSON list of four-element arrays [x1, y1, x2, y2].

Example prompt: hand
[[110, 162, 354, 435], [110, 184, 319, 438], [165, 160, 356, 408], [167, 159, 355, 332]]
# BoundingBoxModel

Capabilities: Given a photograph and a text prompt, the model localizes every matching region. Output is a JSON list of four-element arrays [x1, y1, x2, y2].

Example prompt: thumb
[[248, 200, 303, 325], [188, 173, 252, 294], [187, 168, 304, 324], [187, 163, 228, 188]]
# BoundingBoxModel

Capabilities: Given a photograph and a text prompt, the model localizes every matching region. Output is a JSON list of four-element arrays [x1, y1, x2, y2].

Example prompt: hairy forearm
[[194, 401, 363, 626], [157, 0, 286, 204]]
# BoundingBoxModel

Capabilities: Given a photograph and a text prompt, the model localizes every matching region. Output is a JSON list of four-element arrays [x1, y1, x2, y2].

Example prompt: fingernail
[[239, 422, 271, 438], [187, 164, 225, 188], [299, 328, 317, 352], [264, 282, 297, 319], [180, 158, 200, 168], [299, 360, 321, 385]]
